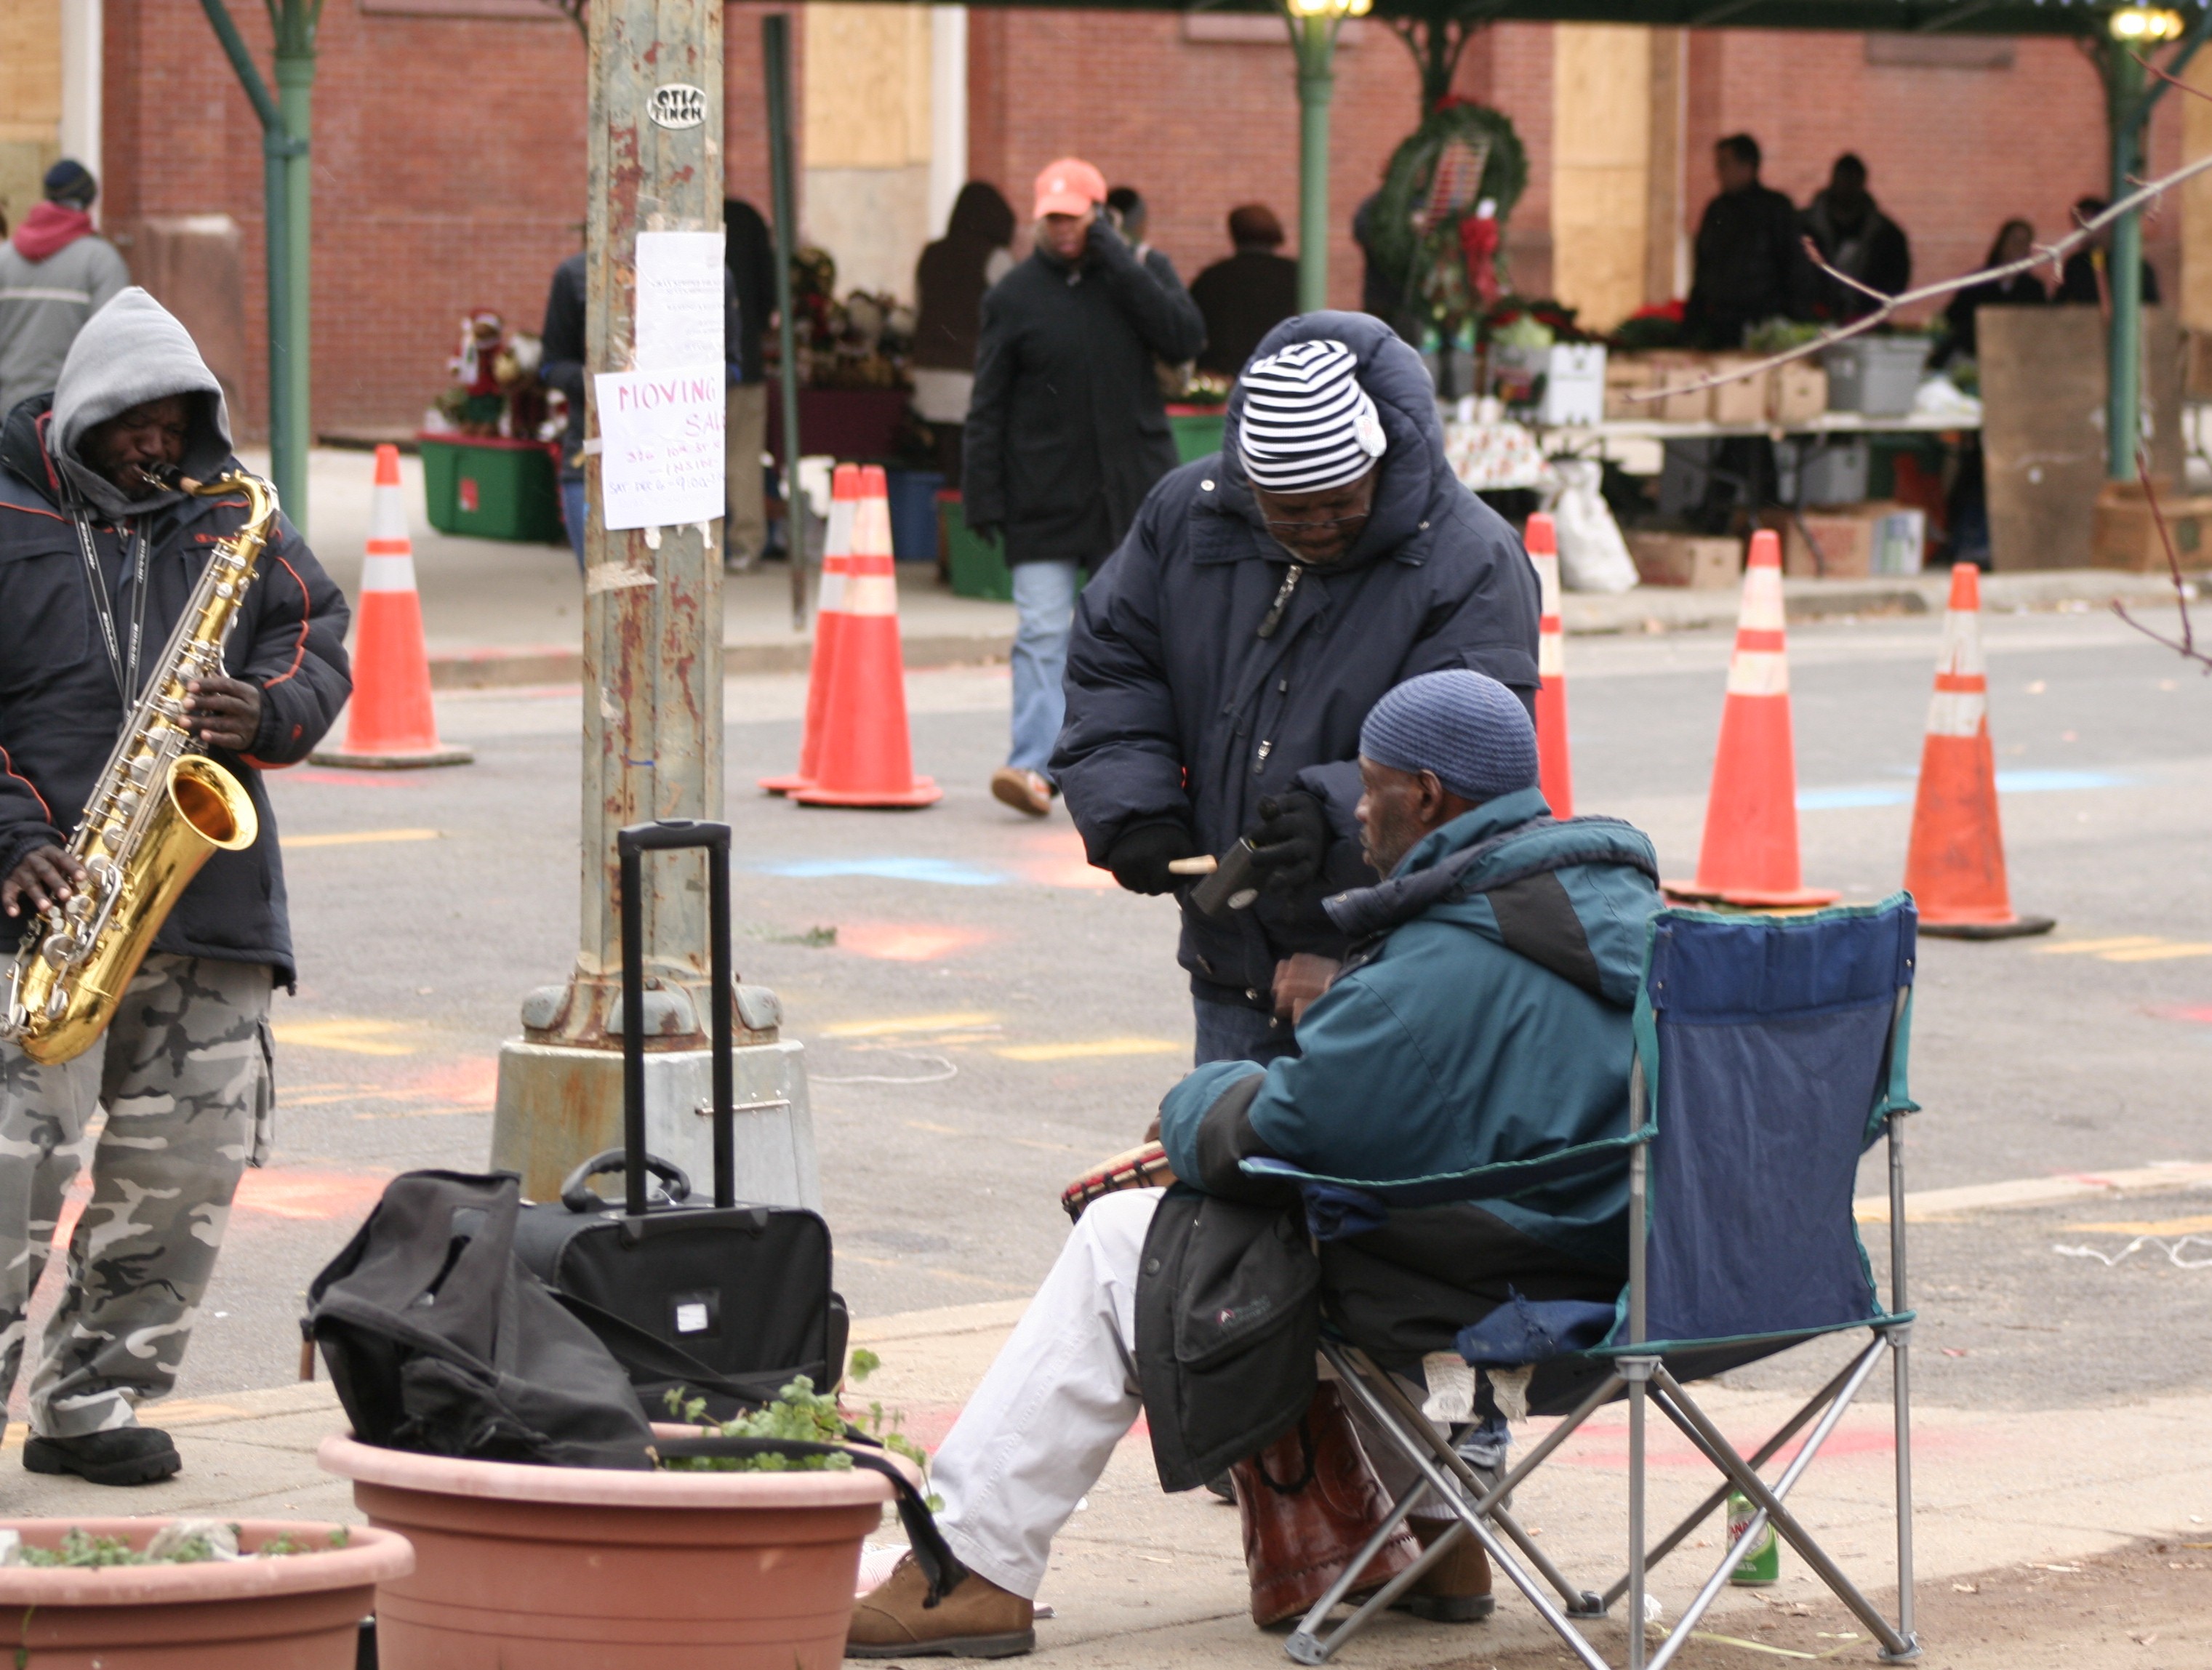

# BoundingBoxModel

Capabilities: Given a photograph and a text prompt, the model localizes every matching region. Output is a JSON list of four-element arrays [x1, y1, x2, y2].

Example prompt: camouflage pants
[[0, 953, 271, 1437]]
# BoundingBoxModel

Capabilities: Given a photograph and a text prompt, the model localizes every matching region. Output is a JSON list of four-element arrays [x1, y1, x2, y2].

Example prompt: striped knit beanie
[[1238, 339, 1388, 493], [1359, 670, 1537, 804]]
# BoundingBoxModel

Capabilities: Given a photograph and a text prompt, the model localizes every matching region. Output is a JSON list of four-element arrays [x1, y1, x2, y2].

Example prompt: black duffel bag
[[512, 819, 848, 1422]]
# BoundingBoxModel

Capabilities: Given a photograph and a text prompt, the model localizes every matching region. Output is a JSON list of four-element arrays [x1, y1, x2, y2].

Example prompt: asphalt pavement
[[88, 600, 2212, 1415]]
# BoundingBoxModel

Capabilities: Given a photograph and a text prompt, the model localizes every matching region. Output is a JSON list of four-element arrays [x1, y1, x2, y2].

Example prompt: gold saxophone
[[1, 468, 276, 1064]]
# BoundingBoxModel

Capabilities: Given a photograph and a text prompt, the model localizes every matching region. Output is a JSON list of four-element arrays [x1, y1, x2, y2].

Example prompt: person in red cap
[[965, 158, 1205, 819]]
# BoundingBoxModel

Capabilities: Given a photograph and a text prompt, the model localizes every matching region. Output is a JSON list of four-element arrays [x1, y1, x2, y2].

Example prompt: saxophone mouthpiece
[[134, 464, 185, 492]]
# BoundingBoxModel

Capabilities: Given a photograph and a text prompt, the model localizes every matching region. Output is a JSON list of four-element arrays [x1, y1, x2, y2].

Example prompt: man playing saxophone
[[0, 289, 350, 1484]]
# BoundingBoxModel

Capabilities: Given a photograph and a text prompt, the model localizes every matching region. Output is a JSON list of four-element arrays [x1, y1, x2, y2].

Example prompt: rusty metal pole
[[489, 0, 817, 1211]]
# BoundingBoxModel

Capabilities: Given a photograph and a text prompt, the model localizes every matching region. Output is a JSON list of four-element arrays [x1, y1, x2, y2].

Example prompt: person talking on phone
[[963, 158, 1205, 821], [1054, 317, 1540, 1067]]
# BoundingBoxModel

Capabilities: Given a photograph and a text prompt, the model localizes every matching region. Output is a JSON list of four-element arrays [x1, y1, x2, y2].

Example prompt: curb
[[430, 632, 1015, 691]]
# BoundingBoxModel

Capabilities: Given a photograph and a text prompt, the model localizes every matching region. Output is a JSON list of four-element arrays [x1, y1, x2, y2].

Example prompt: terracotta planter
[[0, 1517, 412, 1669], [319, 1431, 901, 1669]]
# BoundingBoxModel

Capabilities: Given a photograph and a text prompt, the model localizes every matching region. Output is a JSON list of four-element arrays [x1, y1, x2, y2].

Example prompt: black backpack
[[305, 1168, 656, 1469]]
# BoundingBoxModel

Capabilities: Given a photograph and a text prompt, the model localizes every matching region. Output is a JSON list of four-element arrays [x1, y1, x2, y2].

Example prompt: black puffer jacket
[[962, 218, 1206, 566], [1053, 311, 1540, 1008], [0, 320, 350, 981]]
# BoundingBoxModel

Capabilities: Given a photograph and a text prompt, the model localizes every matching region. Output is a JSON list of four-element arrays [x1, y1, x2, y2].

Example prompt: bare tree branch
[[1630, 145, 2212, 404], [2112, 451, 2212, 674]]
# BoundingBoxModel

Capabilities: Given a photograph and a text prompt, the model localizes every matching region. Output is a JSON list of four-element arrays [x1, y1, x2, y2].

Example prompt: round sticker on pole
[[649, 84, 706, 129]]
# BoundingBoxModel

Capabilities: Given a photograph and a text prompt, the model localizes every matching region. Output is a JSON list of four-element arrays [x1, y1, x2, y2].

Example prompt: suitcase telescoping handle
[[617, 819, 735, 1217]]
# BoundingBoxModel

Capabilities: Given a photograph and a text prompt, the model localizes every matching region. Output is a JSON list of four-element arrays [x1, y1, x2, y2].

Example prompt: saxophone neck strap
[[70, 513, 152, 710]]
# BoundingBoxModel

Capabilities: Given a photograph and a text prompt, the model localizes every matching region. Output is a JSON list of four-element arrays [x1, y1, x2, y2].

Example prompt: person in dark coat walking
[[724, 198, 777, 569], [912, 182, 1017, 486], [540, 250, 587, 572], [1190, 204, 1301, 377], [1801, 154, 1911, 322], [1052, 313, 1540, 1068], [1685, 134, 1810, 349], [0, 289, 350, 1485], [965, 158, 1206, 819]]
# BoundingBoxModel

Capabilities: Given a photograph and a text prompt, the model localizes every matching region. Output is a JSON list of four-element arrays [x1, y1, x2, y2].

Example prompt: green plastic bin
[[419, 435, 566, 543], [939, 489, 1012, 602], [1169, 406, 1227, 465]]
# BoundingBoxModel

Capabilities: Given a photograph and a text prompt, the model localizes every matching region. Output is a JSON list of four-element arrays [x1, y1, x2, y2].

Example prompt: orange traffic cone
[[311, 445, 472, 769], [790, 466, 940, 808], [1525, 512, 1572, 817], [1664, 529, 1836, 909], [1904, 564, 2053, 939], [760, 463, 860, 795]]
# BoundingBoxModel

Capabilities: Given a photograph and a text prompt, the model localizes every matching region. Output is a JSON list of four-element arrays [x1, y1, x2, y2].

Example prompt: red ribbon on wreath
[[1459, 213, 1501, 308]]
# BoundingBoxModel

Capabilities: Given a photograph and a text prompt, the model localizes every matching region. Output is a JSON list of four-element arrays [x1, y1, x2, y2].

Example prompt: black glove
[[1245, 791, 1329, 893], [1105, 822, 1196, 896]]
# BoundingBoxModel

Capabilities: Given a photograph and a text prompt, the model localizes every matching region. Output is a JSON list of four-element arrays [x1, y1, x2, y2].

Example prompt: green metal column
[[273, 7, 319, 531], [2103, 43, 2145, 483], [1291, 11, 1340, 315]]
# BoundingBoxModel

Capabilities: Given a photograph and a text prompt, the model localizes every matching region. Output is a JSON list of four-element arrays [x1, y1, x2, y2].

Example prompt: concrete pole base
[[489, 1035, 818, 1211]]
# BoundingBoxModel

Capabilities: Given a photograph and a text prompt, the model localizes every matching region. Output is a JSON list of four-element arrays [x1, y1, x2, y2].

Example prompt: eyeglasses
[[1260, 511, 1371, 534]]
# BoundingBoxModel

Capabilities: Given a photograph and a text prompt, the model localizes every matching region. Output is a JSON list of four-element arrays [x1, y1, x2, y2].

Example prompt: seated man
[[849, 670, 1663, 1658]]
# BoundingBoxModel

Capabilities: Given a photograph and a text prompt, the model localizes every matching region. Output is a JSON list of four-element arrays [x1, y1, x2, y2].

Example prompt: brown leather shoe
[[1392, 1517, 1495, 1623], [846, 1552, 1037, 1658], [1232, 1382, 1421, 1628], [990, 767, 1053, 817]]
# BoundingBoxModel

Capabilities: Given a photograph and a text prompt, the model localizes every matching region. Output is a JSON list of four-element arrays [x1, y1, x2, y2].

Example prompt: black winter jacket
[[1686, 182, 1812, 349], [1053, 312, 1541, 1008], [0, 398, 351, 981], [963, 220, 1206, 566]]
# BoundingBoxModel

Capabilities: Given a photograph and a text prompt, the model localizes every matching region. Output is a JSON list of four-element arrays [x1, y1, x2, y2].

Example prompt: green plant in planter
[[7, 1523, 348, 1567], [660, 1352, 939, 1507]]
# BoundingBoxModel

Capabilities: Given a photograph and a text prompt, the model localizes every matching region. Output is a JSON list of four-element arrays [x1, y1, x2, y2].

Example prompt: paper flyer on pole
[[594, 366, 725, 530], [598, 230, 725, 530]]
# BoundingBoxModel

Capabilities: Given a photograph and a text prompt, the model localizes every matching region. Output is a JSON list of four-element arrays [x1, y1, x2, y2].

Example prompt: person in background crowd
[[1191, 205, 1300, 378], [724, 198, 777, 571], [1054, 318, 1539, 1069], [1939, 218, 2045, 366], [965, 158, 1205, 821], [1802, 153, 1911, 321], [912, 182, 1017, 488], [1107, 184, 1200, 398], [0, 161, 131, 417], [2057, 197, 2163, 308], [1684, 135, 1809, 350], [540, 249, 588, 574]]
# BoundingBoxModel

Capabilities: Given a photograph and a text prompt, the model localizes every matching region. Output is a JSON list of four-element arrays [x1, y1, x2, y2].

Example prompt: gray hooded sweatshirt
[[48, 286, 233, 521], [0, 222, 131, 419]]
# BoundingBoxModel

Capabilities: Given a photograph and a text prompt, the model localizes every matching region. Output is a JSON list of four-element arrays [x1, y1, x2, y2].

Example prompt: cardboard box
[[1770, 361, 1829, 425], [1768, 500, 1926, 579], [1539, 343, 1608, 426], [1604, 356, 1654, 420], [1707, 354, 1769, 425], [1651, 353, 1714, 423], [2089, 478, 2212, 571], [1627, 531, 1744, 590]]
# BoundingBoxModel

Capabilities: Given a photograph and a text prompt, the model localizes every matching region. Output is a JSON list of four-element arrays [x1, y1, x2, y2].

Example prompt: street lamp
[[2108, 6, 2185, 42], [1286, 0, 1371, 315]]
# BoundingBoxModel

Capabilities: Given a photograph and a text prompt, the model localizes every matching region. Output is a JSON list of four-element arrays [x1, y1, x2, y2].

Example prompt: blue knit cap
[[1359, 670, 1537, 803]]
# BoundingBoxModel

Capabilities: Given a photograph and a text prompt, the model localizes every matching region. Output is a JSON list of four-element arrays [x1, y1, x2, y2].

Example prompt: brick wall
[[95, 9, 2161, 438]]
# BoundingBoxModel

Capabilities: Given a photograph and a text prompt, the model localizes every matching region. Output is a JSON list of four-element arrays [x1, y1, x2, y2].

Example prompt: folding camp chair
[[1251, 897, 1922, 1669]]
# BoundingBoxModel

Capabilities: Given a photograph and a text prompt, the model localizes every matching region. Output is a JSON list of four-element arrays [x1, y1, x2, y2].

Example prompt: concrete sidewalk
[[279, 447, 2189, 691], [12, 1296, 2199, 1668]]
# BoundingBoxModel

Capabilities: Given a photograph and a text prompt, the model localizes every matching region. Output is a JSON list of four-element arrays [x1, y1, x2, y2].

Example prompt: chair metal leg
[[1885, 1106, 1923, 1661], [1283, 1475, 1434, 1662], [1649, 1357, 1915, 1662], [1318, 1344, 1614, 1670], [1623, 1355, 1655, 1670]]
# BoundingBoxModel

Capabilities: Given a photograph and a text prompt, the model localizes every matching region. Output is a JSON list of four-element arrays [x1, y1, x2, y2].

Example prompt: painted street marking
[[272, 1019, 417, 1056], [1798, 769, 2130, 811], [820, 1012, 998, 1038], [2036, 936, 2212, 962], [755, 857, 1006, 886], [994, 1037, 1182, 1063], [838, 922, 994, 963], [1854, 1161, 2212, 1223], [233, 1168, 393, 1220], [283, 828, 441, 850], [2072, 1215, 2212, 1236]]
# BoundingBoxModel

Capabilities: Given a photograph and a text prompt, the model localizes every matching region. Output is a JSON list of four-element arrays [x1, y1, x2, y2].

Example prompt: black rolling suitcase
[[513, 819, 849, 1421]]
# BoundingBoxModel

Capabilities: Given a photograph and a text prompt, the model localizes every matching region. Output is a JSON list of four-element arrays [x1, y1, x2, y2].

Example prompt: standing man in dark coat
[[540, 249, 587, 573], [1190, 204, 1301, 377], [964, 157, 1206, 819], [1053, 313, 1540, 1067], [1685, 134, 1810, 349], [1802, 154, 1911, 321]]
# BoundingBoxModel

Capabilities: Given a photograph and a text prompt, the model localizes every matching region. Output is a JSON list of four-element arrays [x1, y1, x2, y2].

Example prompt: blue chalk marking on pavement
[[753, 857, 1008, 886], [1797, 769, 2130, 811]]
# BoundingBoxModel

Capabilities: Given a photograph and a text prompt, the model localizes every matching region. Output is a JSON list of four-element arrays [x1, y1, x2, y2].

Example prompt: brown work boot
[[1392, 1517, 1494, 1623], [846, 1551, 1036, 1658], [990, 767, 1053, 817]]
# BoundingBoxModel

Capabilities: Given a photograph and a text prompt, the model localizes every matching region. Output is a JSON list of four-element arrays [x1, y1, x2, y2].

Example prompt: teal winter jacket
[[1158, 787, 1663, 1301]]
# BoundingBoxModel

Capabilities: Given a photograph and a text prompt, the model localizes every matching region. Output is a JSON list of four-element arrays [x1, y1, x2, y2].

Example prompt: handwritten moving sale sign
[[594, 366, 724, 530]]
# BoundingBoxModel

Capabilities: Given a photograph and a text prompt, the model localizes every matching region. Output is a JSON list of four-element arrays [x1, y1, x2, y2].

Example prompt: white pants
[[932, 1188, 1161, 1598]]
